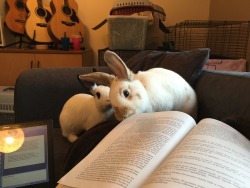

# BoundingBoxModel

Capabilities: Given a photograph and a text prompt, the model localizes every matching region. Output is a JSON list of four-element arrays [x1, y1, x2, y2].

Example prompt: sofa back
[[14, 67, 112, 128]]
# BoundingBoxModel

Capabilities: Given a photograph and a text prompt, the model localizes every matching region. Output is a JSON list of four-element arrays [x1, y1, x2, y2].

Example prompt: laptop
[[0, 120, 55, 188]]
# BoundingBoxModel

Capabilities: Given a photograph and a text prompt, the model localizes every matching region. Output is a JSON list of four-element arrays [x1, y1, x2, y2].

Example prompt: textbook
[[57, 111, 250, 188]]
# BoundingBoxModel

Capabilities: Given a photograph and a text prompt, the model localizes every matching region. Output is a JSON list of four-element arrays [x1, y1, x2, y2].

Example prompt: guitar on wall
[[5, 0, 28, 35], [48, 0, 85, 42], [25, 0, 53, 43]]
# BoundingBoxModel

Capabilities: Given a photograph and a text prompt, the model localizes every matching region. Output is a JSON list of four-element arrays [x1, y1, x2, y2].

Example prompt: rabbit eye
[[123, 90, 129, 98], [96, 92, 101, 99]]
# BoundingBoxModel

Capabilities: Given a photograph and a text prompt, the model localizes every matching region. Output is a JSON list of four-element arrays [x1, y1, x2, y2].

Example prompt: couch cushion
[[15, 67, 112, 128], [125, 48, 210, 86], [53, 128, 72, 182]]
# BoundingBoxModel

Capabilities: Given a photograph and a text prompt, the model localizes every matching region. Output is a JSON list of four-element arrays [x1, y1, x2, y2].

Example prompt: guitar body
[[48, 0, 85, 42], [25, 0, 53, 43], [5, 0, 28, 35]]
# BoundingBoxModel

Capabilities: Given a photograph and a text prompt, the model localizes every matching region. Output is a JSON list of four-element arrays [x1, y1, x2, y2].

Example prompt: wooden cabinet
[[35, 54, 82, 68], [0, 49, 91, 86]]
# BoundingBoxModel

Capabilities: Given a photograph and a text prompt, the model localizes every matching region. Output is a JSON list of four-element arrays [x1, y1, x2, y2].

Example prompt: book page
[[143, 118, 250, 188], [57, 111, 196, 188]]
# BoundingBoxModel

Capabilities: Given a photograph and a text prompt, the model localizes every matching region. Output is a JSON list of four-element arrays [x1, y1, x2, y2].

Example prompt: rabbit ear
[[78, 78, 97, 91], [79, 72, 115, 87], [104, 50, 134, 80]]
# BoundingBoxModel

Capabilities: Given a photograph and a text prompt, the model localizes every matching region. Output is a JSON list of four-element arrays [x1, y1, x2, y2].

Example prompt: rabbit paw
[[68, 134, 78, 142]]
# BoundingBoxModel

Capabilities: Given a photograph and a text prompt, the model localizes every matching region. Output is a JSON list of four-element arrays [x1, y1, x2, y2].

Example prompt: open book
[[57, 111, 250, 188]]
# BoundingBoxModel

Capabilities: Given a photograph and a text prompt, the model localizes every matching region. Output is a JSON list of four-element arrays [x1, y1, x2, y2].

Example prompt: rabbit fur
[[79, 50, 197, 121], [59, 82, 113, 142]]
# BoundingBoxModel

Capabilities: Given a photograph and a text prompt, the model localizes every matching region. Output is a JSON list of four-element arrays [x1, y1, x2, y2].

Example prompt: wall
[[76, 0, 210, 66], [209, 0, 250, 21], [160, 0, 210, 26]]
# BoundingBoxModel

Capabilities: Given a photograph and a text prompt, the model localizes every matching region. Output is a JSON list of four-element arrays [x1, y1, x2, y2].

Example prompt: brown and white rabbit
[[79, 50, 197, 121], [59, 81, 113, 142]]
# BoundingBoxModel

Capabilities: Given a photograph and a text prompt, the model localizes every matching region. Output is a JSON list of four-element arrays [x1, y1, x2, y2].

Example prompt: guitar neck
[[64, 0, 69, 6], [37, 0, 43, 8]]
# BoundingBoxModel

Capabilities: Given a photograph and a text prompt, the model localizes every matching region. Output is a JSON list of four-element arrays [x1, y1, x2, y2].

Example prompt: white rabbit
[[79, 50, 197, 121], [59, 81, 113, 142]]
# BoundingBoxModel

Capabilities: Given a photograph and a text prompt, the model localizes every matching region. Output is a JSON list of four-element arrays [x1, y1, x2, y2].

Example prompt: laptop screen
[[0, 120, 54, 188]]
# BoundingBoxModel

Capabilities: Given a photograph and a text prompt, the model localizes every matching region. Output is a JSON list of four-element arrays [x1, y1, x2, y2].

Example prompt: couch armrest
[[14, 67, 111, 128], [195, 70, 250, 122]]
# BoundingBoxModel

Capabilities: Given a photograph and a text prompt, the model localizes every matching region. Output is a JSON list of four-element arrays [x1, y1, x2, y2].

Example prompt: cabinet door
[[0, 53, 34, 86], [36, 53, 82, 68]]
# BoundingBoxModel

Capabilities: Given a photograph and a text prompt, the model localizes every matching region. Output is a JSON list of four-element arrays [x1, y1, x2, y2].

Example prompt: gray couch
[[14, 49, 250, 185]]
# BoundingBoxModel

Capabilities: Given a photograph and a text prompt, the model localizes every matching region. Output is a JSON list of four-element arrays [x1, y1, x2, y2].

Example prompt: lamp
[[0, 126, 24, 153]]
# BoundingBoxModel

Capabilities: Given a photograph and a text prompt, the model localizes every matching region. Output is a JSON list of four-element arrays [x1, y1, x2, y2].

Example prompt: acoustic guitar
[[5, 0, 28, 35], [48, 0, 85, 42], [25, 0, 53, 43]]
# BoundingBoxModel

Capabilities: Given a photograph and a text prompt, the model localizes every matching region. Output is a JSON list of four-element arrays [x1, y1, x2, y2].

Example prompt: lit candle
[[0, 126, 25, 153]]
